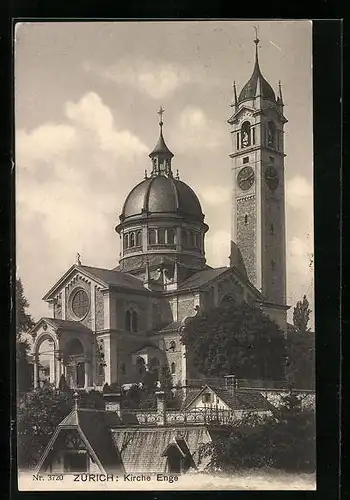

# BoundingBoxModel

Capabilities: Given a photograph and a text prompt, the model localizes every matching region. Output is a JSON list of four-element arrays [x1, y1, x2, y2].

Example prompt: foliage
[[181, 297, 286, 381], [16, 278, 35, 338], [17, 385, 104, 469], [16, 278, 35, 393], [58, 374, 69, 392], [204, 390, 315, 472], [286, 295, 315, 389]]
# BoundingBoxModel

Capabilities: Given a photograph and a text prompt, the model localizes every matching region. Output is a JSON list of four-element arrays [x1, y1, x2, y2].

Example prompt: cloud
[[172, 106, 225, 151], [16, 92, 149, 319], [205, 230, 230, 268], [286, 175, 313, 211], [16, 124, 77, 169], [199, 185, 231, 206], [286, 236, 314, 326], [64, 92, 148, 160], [84, 59, 219, 100]]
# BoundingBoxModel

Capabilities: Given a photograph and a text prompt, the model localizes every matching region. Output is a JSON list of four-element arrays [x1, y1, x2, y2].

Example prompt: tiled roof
[[59, 409, 123, 473], [112, 426, 212, 473], [78, 265, 148, 292], [215, 387, 274, 412], [157, 321, 182, 333], [177, 267, 228, 291], [42, 317, 92, 334], [182, 385, 274, 412]]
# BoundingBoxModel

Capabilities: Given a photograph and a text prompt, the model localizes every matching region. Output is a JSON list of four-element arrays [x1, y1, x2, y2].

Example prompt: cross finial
[[158, 106, 165, 125], [76, 252, 81, 265], [253, 25, 260, 45], [73, 391, 79, 411]]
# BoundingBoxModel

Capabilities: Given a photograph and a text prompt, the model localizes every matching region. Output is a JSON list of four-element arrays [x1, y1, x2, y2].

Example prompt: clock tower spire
[[228, 34, 288, 307]]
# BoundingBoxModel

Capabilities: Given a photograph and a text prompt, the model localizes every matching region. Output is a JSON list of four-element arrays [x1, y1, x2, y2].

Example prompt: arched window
[[135, 230, 142, 247], [121, 363, 126, 375], [148, 229, 156, 245], [270, 223, 274, 234], [132, 311, 138, 333], [182, 230, 188, 248], [169, 340, 176, 351], [167, 229, 175, 245], [244, 214, 248, 225], [124, 233, 129, 249], [136, 357, 146, 376], [129, 232, 135, 248], [241, 121, 251, 148], [268, 122, 276, 148], [271, 259, 276, 271], [171, 362, 176, 375], [125, 310, 131, 331], [158, 228, 166, 244]]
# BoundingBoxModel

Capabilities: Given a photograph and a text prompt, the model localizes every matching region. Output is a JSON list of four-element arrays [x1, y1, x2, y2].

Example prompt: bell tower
[[228, 34, 287, 305]]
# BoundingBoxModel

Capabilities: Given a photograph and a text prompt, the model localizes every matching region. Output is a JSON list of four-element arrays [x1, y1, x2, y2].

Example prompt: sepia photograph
[[15, 20, 315, 491]]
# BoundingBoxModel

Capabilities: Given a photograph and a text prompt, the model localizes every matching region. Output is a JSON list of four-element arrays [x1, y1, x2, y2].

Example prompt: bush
[[204, 392, 315, 472]]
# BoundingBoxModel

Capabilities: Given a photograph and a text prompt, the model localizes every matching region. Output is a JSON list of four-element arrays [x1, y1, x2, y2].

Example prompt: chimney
[[155, 390, 166, 426], [103, 392, 122, 417]]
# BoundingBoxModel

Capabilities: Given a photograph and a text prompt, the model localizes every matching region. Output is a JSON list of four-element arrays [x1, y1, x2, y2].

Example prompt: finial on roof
[[144, 169, 148, 179], [175, 169, 180, 180], [253, 25, 260, 62], [278, 80, 284, 105], [73, 391, 79, 411], [76, 253, 81, 265], [233, 81, 238, 107], [158, 105, 165, 126]]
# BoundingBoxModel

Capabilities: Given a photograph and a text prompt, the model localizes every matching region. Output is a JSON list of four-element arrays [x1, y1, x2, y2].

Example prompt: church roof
[[176, 267, 228, 291], [119, 175, 204, 222], [78, 265, 148, 292], [41, 317, 93, 334], [238, 38, 276, 104], [43, 264, 149, 300]]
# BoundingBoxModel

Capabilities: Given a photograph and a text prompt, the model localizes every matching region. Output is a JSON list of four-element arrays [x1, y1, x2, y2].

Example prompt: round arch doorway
[[65, 338, 86, 389]]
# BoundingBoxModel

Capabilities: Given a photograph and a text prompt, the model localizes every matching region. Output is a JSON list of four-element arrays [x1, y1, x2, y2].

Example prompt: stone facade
[[236, 195, 256, 285]]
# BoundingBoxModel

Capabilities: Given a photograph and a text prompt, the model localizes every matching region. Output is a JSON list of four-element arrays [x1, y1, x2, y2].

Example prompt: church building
[[29, 37, 289, 390]]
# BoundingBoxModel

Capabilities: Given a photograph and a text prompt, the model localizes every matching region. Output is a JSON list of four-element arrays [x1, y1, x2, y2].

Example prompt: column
[[84, 361, 89, 389], [90, 284, 96, 332], [61, 288, 66, 320], [33, 355, 38, 389]]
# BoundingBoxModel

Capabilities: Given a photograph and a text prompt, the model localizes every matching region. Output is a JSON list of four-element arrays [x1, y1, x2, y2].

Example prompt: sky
[[15, 20, 314, 328]]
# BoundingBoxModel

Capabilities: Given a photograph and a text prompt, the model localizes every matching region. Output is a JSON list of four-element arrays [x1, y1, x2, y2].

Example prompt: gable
[[42, 265, 107, 302]]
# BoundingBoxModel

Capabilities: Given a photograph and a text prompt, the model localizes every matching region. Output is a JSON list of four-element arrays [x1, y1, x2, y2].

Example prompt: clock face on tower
[[237, 166, 255, 191], [265, 165, 279, 190]]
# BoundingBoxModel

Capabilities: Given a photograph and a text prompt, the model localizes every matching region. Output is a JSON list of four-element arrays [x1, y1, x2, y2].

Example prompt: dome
[[238, 40, 276, 104], [121, 175, 204, 221]]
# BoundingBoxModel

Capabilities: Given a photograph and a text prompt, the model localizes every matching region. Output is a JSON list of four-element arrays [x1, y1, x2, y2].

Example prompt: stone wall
[[95, 288, 104, 331], [236, 195, 256, 285]]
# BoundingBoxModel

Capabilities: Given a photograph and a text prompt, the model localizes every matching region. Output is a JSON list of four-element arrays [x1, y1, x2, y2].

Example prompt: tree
[[181, 297, 286, 381], [17, 385, 104, 469], [204, 390, 315, 472], [286, 295, 315, 389], [16, 278, 35, 393], [293, 295, 311, 334]]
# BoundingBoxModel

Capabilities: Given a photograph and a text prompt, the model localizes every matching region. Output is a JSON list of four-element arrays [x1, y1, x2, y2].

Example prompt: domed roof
[[121, 175, 204, 221], [238, 39, 276, 104]]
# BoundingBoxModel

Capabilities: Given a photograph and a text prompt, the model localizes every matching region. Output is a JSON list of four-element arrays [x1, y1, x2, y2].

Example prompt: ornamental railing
[[121, 408, 243, 426]]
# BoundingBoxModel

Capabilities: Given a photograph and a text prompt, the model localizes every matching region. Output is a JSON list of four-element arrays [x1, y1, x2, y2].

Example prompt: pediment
[[228, 105, 256, 124], [42, 265, 107, 302]]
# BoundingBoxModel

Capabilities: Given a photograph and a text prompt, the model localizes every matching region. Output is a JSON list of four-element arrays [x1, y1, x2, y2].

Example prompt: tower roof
[[238, 36, 276, 104], [149, 106, 174, 159]]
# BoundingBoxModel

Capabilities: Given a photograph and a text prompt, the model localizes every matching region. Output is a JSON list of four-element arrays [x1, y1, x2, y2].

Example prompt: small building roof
[[38, 408, 124, 474]]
